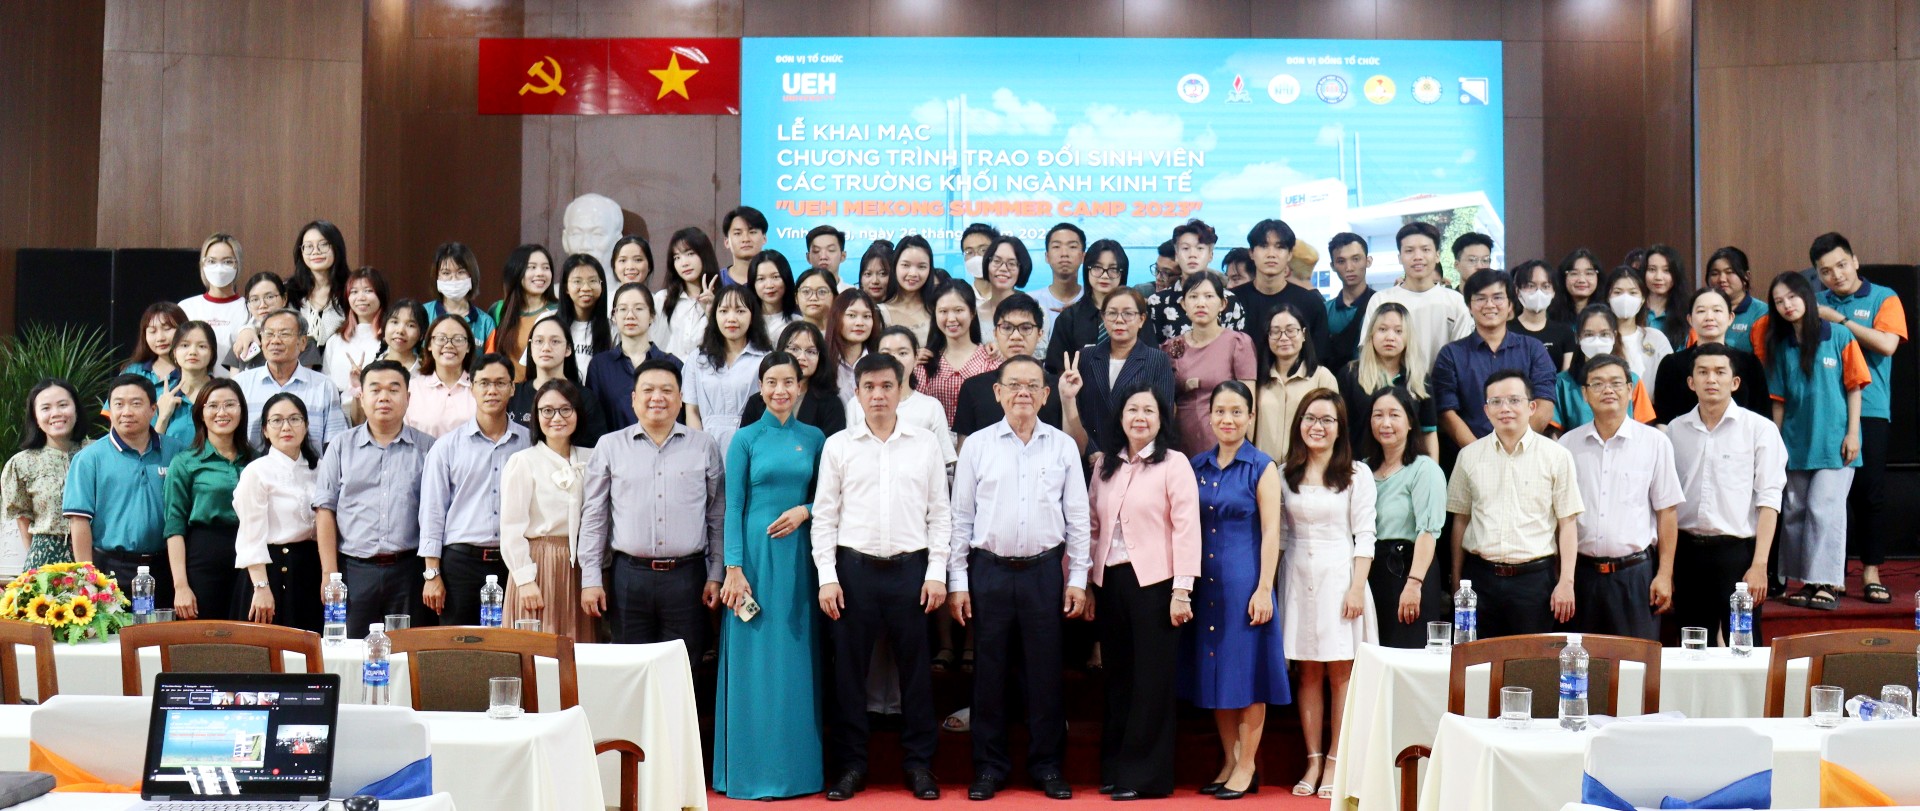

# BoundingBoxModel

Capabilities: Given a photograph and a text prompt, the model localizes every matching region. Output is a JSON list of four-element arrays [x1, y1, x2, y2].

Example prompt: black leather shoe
[[1034, 774, 1073, 800], [1110, 787, 1142, 801], [1215, 772, 1260, 800], [907, 768, 941, 800], [1199, 781, 1225, 795], [968, 774, 1005, 801], [1099, 784, 1118, 795], [825, 770, 865, 801]]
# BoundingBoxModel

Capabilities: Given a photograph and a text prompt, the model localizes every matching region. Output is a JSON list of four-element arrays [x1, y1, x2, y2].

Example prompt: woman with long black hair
[[289, 220, 349, 352]]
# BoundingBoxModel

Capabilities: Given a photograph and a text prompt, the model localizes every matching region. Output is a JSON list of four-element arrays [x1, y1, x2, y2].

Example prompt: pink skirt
[[504, 536, 597, 642]]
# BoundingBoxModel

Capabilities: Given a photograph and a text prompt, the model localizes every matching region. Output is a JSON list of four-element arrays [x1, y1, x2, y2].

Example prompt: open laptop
[[130, 672, 341, 810]]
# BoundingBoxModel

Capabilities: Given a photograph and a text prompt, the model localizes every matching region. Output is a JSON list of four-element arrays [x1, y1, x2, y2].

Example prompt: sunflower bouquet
[[0, 561, 134, 643]]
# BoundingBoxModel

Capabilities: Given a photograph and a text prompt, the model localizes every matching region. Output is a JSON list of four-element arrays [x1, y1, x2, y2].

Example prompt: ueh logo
[[1177, 73, 1210, 104], [783, 72, 836, 99]]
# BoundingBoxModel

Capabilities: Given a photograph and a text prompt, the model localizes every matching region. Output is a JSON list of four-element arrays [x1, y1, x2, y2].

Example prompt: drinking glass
[[487, 677, 523, 719], [1881, 684, 1915, 716], [1811, 685, 1844, 727], [1426, 622, 1453, 654], [153, 609, 174, 623], [384, 613, 411, 631], [1680, 627, 1708, 659], [514, 619, 542, 633], [1500, 686, 1532, 729]]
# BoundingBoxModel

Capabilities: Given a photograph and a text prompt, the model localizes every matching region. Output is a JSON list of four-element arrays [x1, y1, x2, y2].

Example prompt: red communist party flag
[[478, 39, 609, 115], [608, 38, 741, 115]]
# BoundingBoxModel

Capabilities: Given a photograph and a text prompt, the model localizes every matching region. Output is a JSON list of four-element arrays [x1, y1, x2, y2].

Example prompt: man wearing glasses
[[235, 309, 348, 449], [955, 294, 1079, 445], [1431, 270, 1556, 450], [418, 354, 531, 625], [1557, 355, 1683, 640], [1446, 369, 1585, 638]]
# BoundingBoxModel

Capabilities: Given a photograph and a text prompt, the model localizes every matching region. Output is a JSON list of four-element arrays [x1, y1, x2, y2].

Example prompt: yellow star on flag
[[649, 53, 699, 100]]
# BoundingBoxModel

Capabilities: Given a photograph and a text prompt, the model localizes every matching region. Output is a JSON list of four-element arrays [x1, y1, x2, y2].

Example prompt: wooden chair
[[1394, 633, 1662, 811], [119, 620, 324, 696], [1764, 628, 1920, 718], [387, 627, 643, 811], [0, 618, 57, 703]]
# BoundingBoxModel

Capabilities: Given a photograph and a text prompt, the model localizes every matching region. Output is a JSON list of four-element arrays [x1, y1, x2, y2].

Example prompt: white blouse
[[322, 323, 382, 402], [498, 443, 591, 587], [651, 288, 706, 360], [233, 450, 318, 568]]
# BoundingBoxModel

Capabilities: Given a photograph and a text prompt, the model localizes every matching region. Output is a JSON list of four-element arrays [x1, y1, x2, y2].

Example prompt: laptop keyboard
[[127, 803, 328, 811]]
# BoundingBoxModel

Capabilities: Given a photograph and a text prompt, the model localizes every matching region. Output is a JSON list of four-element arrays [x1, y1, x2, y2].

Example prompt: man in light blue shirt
[[946, 356, 1090, 801], [418, 354, 528, 625], [314, 359, 435, 637], [235, 309, 347, 449], [64, 373, 182, 607]]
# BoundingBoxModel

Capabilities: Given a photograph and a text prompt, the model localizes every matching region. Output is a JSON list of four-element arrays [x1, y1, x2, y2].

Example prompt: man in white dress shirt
[[1557, 354, 1684, 640], [812, 353, 952, 801], [1667, 344, 1786, 643], [947, 356, 1089, 801]]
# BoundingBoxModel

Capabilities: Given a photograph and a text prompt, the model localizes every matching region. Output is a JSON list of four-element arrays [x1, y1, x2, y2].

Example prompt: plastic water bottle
[[479, 575, 505, 627], [1729, 582, 1755, 656], [129, 566, 156, 622], [1846, 695, 1914, 721], [1453, 580, 1477, 644], [362, 622, 391, 706], [1912, 588, 1918, 630], [322, 572, 348, 645], [1559, 634, 1590, 731]]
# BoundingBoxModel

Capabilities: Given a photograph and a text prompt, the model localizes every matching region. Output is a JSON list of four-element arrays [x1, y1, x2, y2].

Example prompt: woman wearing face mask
[[289, 221, 349, 353], [1550, 305, 1656, 433], [586, 282, 680, 431], [794, 268, 839, 332], [488, 245, 560, 381], [506, 316, 607, 447], [163, 379, 252, 621], [1508, 260, 1575, 370], [653, 228, 721, 360], [857, 241, 893, 301], [740, 321, 846, 437], [179, 233, 250, 360], [1550, 248, 1604, 323], [750, 249, 800, 341], [1601, 266, 1674, 398], [554, 254, 612, 372], [1641, 244, 1695, 350], [379, 299, 429, 377], [605, 235, 652, 316], [685, 286, 772, 457], [156, 322, 221, 449], [1047, 239, 1127, 374], [880, 236, 938, 346], [321, 268, 389, 407], [919, 281, 996, 426], [424, 242, 497, 350], [1336, 303, 1439, 459], [2, 379, 89, 569]]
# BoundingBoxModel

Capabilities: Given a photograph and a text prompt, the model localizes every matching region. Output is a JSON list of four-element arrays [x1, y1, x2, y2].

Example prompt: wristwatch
[[252, 581, 270, 590], [422, 567, 440, 581]]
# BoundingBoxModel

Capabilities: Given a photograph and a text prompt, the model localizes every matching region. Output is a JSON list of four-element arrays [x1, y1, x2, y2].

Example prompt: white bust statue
[[561, 193, 623, 272]]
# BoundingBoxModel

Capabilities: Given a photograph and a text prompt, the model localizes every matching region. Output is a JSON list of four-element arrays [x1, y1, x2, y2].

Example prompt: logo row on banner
[[478, 38, 741, 115]]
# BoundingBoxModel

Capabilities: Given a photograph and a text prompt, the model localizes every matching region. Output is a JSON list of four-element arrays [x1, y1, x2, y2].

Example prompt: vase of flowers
[[0, 562, 134, 643]]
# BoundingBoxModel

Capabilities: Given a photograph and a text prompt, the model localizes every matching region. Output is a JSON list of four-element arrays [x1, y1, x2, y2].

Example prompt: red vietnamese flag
[[608, 38, 741, 115], [478, 39, 609, 115]]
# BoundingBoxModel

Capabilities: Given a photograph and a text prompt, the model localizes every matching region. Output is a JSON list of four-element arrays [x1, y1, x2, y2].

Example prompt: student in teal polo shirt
[[63, 373, 183, 607], [1705, 246, 1769, 353], [1753, 271, 1871, 612], [1809, 232, 1908, 604]]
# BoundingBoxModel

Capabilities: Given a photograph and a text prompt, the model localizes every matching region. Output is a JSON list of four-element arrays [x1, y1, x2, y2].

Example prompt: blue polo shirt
[[1759, 321, 1870, 470], [1725, 293, 1769, 354], [1819, 279, 1908, 420], [1431, 330, 1558, 438], [61, 430, 181, 554]]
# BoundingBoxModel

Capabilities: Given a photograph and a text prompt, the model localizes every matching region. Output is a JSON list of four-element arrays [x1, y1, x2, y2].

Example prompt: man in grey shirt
[[314, 359, 435, 637], [578, 358, 724, 651]]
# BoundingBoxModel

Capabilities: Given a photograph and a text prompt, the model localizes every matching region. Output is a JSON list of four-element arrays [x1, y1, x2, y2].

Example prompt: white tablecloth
[[1419, 715, 1833, 811], [11, 793, 457, 810], [14, 636, 707, 810], [1330, 643, 1809, 811]]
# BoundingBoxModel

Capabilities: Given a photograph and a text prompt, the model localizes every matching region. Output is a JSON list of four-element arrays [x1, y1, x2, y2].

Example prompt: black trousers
[[829, 548, 936, 775], [1094, 563, 1178, 796], [94, 547, 173, 613], [440, 543, 509, 626], [1673, 533, 1761, 645], [968, 546, 1067, 781], [1848, 417, 1890, 566], [240, 541, 325, 633], [1369, 539, 1448, 648], [181, 524, 238, 621], [611, 553, 709, 654], [340, 552, 430, 639], [1461, 554, 1557, 639], [1570, 555, 1657, 641]]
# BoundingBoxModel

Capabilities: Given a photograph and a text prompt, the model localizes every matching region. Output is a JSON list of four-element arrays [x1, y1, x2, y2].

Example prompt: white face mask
[[1579, 336, 1615, 358], [437, 278, 473, 300], [203, 263, 237, 289], [963, 255, 984, 281], [1608, 294, 1642, 320], [1518, 289, 1554, 313]]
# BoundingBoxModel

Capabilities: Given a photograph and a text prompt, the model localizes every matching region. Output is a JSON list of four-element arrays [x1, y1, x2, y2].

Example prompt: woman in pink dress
[[1163, 271, 1257, 456]]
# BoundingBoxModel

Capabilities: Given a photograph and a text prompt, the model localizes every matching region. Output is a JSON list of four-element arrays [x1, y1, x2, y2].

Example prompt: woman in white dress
[[685, 285, 771, 458], [651, 227, 721, 359], [1279, 387, 1376, 798], [499, 379, 595, 640]]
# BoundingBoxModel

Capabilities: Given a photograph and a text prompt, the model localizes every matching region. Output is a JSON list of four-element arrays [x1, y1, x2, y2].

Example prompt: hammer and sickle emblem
[[518, 56, 565, 96]]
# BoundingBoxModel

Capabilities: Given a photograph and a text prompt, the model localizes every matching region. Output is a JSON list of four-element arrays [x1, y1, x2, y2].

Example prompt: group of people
[[0, 208, 1903, 802]]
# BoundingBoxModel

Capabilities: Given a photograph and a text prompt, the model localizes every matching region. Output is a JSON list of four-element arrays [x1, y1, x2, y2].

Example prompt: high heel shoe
[[1292, 753, 1323, 797], [1215, 772, 1260, 800], [1199, 781, 1225, 795], [1318, 756, 1338, 799]]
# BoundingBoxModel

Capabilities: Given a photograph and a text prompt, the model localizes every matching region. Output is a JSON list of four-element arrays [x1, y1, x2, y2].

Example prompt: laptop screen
[[141, 673, 340, 800]]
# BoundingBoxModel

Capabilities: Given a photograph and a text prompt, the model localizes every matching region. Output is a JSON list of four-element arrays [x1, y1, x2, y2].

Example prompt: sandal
[[1807, 585, 1839, 611], [942, 707, 971, 733], [932, 648, 956, 673], [1292, 754, 1322, 797], [1864, 583, 1892, 604], [960, 648, 975, 674], [1783, 584, 1816, 608], [1318, 756, 1337, 799]]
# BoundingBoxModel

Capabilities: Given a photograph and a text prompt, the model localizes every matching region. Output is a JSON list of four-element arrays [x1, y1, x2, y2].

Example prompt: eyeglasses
[[1299, 416, 1340, 429], [537, 406, 575, 419], [247, 294, 283, 307], [1470, 294, 1509, 306], [798, 287, 833, 299], [988, 259, 1020, 271], [1104, 310, 1141, 323], [264, 415, 306, 428], [430, 335, 470, 348], [530, 337, 568, 348], [785, 346, 820, 359], [260, 330, 299, 342], [1269, 325, 1304, 338], [1485, 396, 1530, 408], [567, 277, 602, 289], [301, 242, 331, 255], [996, 382, 1046, 393], [1089, 265, 1123, 278], [996, 322, 1040, 336], [1583, 380, 1630, 392], [474, 380, 513, 391], [613, 305, 650, 316]]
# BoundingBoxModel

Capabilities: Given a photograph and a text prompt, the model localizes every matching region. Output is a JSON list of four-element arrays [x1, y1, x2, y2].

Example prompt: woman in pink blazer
[[1087, 382, 1202, 800]]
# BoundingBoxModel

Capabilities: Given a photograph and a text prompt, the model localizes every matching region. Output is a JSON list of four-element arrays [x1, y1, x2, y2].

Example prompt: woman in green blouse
[[1363, 386, 1450, 648], [2, 379, 88, 570], [163, 379, 252, 620]]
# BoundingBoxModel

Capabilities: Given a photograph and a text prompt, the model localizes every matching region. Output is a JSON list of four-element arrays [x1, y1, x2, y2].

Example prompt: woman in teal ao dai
[[715, 351, 828, 799]]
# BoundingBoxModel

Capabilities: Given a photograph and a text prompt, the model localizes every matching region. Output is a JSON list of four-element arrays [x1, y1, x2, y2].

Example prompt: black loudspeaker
[[1858, 264, 1917, 466], [13, 247, 202, 358]]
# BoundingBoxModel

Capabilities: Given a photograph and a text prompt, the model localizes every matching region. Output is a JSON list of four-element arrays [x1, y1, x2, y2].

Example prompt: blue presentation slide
[[742, 37, 1504, 292], [159, 710, 270, 768]]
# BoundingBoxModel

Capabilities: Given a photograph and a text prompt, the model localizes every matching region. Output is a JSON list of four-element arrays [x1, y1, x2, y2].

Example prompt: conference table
[[1330, 642, 1812, 811], [11, 637, 707, 811]]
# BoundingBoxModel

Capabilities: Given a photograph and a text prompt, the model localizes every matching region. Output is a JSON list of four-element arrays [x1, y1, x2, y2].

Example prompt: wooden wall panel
[[1697, 0, 1895, 68], [1543, 0, 1645, 42], [164, 0, 362, 61], [1118, 0, 1251, 38], [1373, 0, 1502, 41], [873, 0, 997, 36], [1900, 61, 1920, 267], [1252, 0, 1377, 38], [95, 51, 166, 248], [1643, 0, 1692, 262], [999, 0, 1123, 37]]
